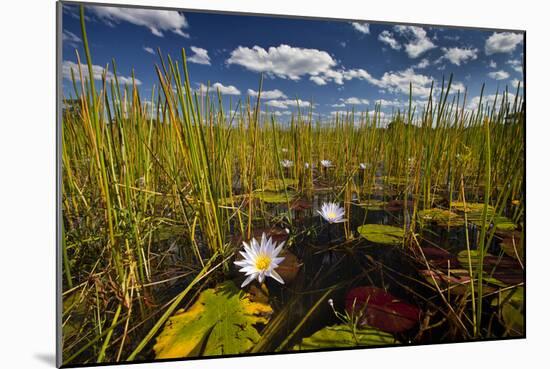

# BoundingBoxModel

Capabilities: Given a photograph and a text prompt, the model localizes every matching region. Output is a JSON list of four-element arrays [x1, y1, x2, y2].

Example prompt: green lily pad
[[155, 224, 186, 241], [254, 191, 296, 203], [154, 281, 272, 359], [357, 224, 404, 246], [500, 234, 524, 261], [292, 324, 396, 351], [263, 178, 299, 192], [355, 199, 387, 211], [418, 208, 464, 227], [491, 287, 524, 336], [450, 202, 515, 231]]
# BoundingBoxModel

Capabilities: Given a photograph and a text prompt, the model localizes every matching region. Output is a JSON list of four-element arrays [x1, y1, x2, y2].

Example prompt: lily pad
[[254, 191, 296, 203], [154, 281, 272, 359], [419, 269, 504, 296], [450, 202, 515, 231], [292, 324, 396, 351], [500, 233, 524, 261], [345, 286, 421, 333], [418, 208, 464, 227], [420, 247, 460, 268], [355, 199, 387, 211], [263, 178, 299, 192], [456, 250, 523, 285], [357, 224, 404, 246], [491, 287, 524, 336]]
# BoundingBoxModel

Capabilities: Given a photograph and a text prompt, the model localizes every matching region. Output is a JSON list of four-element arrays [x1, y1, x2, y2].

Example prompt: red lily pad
[[345, 286, 421, 333]]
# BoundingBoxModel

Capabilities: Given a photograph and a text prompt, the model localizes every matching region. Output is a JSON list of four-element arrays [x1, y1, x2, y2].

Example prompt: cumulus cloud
[[488, 70, 510, 80], [414, 58, 430, 69], [489, 60, 497, 68], [394, 25, 436, 58], [62, 60, 141, 85], [507, 59, 523, 73], [510, 79, 524, 89], [226, 44, 336, 81], [441, 47, 478, 65], [143, 46, 155, 55], [341, 97, 369, 105], [266, 99, 311, 109], [351, 22, 370, 34], [198, 82, 240, 95], [89, 6, 189, 37], [468, 93, 518, 111], [187, 46, 211, 65], [247, 89, 287, 100], [485, 32, 523, 55], [378, 30, 401, 50]]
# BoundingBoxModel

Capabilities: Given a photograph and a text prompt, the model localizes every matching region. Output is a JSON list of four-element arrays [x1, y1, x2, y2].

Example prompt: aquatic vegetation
[[345, 287, 420, 333], [60, 7, 525, 363], [317, 202, 346, 223], [234, 233, 286, 287], [357, 224, 404, 245], [293, 324, 396, 350], [154, 281, 272, 358]]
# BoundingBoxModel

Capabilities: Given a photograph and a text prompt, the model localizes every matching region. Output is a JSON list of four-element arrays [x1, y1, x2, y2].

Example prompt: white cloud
[[331, 103, 346, 108], [341, 97, 369, 105], [414, 58, 430, 69], [247, 89, 287, 100], [351, 22, 370, 34], [198, 82, 240, 95], [378, 30, 401, 50], [485, 32, 523, 55], [62, 60, 141, 85], [62, 30, 81, 46], [441, 47, 478, 65], [266, 99, 311, 109], [394, 25, 436, 58], [468, 93, 518, 111], [310, 76, 328, 85], [507, 59, 523, 73], [488, 70, 510, 80], [374, 98, 402, 107], [510, 79, 524, 89], [187, 46, 211, 65], [89, 6, 189, 37], [143, 46, 155, 55], [227, 44, 336, 81], [489, 60, 497, 68]]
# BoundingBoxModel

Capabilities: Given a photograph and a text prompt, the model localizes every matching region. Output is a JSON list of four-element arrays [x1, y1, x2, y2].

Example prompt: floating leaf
[[456, 250, 523, 285], [345, 286, 420, 333], [500, 233, 524, 261], [263, 178, 299, 192], [384, 199, 413, 212], [154, 281, 272, 359], [491, 287, 524, 336], [418, 208, 464, 227], [355, 199, 387, 211], [155, 224, 186, 241], [254, 191, 296, 204], [292, 324, 396, 351], [357, 224, 404, 245], [419, 269, 504, 296], [450, 202, 515, 231]]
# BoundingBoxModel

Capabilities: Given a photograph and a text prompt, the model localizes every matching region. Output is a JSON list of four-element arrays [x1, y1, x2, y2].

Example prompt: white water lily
[[359, 163, 367, 170], [234, 233, 286, 288], [321, 160, 332, 168], [317, 202, 346, 223], [280, 159, 293, 168]]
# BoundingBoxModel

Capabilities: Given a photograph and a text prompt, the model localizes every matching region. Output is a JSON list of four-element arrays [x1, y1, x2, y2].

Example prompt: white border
[[1, 1, 547, 368]]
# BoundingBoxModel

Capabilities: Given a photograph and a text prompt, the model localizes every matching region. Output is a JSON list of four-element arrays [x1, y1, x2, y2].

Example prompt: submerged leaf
[[357, 224, 404, 246], [154, 281, 272, 359], [292, 324, 396, 351]]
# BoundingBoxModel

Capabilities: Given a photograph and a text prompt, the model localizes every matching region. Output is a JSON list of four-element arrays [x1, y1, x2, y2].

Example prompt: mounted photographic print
[[57, 1, 525, 367]]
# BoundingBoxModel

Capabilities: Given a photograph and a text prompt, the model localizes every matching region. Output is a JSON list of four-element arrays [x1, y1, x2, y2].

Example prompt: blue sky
[[62, 3, 524, 121]]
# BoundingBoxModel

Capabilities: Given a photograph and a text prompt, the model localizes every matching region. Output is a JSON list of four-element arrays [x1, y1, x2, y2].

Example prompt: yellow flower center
[[327, 211, 337, 219], [255, 255, 272, 271]]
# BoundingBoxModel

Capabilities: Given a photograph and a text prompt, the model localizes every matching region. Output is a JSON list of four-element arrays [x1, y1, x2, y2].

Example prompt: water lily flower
[[317, 202, 346, 223], [234, 233, 286, 287], [304, 162, 310, 169], [321, 160, 332, 168], [359, 163, 367, 170], [280, 159, 293, 168]]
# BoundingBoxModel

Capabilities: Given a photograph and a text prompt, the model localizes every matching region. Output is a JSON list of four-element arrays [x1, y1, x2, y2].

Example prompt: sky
[[61, 3, 525, 122]]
